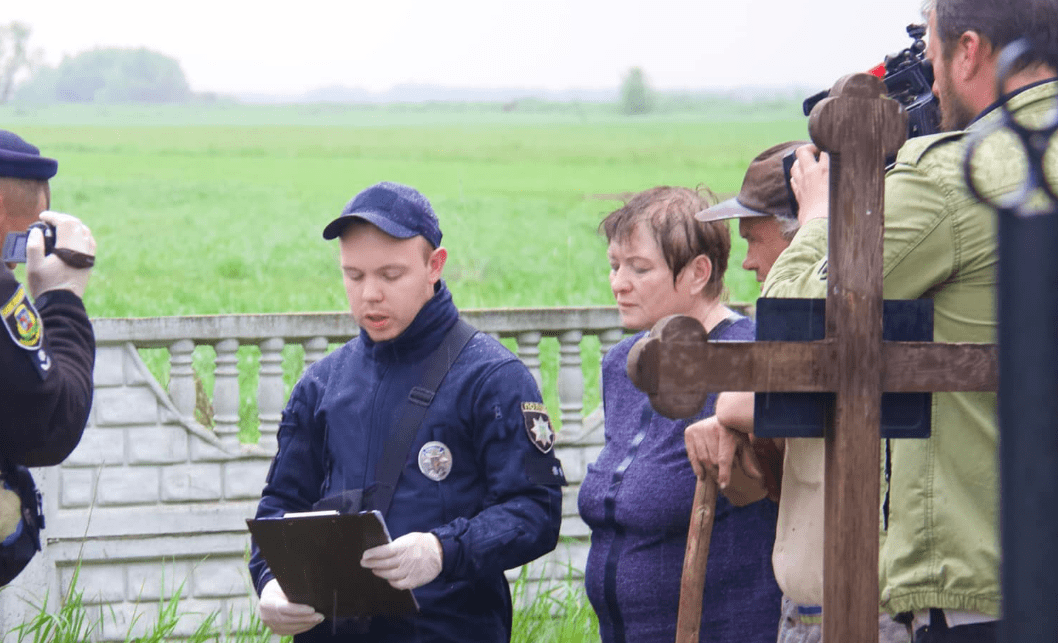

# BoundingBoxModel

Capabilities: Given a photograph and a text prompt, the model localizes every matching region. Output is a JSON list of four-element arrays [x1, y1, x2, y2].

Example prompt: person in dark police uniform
[[249, 182, 565, 642], [0, 130, 97, 584]]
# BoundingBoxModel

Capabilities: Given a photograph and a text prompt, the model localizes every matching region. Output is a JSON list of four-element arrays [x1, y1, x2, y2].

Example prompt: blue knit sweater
[[577, 315, 781, 643]]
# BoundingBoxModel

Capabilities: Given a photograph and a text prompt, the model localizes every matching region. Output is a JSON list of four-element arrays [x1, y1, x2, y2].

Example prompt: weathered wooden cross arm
[[628, 316, 997, 419]]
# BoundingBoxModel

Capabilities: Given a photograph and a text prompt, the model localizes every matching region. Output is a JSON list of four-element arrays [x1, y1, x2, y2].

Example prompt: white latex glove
[[361, 532, 443, 590], [26, 211, 96, 299], [258, 578, 325, 636]]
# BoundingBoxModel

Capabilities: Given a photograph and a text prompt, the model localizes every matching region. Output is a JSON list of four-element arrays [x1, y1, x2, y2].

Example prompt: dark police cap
[[0, 130, 58, 181], [695, 141, 808, 222], [322, 181, 442, 247]]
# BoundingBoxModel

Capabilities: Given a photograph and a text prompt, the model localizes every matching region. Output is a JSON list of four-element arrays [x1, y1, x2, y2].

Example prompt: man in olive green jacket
[[767, 0, 1058, 640]]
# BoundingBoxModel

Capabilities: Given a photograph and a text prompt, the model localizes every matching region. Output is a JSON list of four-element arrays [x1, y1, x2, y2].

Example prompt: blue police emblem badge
[[521, 402, 555, 453], [418, 441, 452, 481], [1, 286, 42, 351]]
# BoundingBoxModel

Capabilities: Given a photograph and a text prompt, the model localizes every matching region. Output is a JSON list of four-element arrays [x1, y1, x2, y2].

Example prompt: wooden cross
[[627, 73, 998, 642]]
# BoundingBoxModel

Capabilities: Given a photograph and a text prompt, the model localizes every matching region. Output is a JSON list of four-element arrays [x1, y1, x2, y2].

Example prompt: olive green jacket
[[763, 79, 1058, 617]]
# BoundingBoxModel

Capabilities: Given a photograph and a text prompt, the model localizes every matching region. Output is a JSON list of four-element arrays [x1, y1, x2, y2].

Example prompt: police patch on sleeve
[[521, 402, 555, 453], [2, 285, 42, 351]]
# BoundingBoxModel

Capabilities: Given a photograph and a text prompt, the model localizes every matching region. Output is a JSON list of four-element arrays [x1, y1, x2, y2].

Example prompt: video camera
[[803, 24, 941, 140], [2, 219, 95, 268], [782, 25, 941, 218], [3, 222, 55, 264]]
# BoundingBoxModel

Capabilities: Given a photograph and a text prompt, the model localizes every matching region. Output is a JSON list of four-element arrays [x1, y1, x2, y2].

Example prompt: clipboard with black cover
[[246, 510, 419, 618]]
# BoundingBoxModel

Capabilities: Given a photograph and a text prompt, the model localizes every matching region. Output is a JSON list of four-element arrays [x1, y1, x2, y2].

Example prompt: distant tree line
[[1, 21, 192, 104], [19, 47, 191, 103], [1, 21, 791, 114], [620, 67, 654, 115], [0, 22, 40, 102]]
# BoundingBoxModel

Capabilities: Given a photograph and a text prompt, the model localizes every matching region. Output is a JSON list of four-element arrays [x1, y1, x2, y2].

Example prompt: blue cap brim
[[322, 210, 420, 240], [0, 155, 58, 181]]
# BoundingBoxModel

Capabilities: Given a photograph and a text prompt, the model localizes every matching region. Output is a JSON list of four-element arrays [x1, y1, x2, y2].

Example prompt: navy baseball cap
[[695, 141, 808, 222], [322, 181, 442, 247], [0, 130, 58, 181]]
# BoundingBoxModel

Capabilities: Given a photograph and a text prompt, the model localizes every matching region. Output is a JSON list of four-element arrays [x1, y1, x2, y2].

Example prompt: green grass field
[[3, 101, 810, 317]]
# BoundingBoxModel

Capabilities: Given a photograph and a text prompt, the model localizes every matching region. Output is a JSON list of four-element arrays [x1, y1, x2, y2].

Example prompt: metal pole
[[997, 207, 1058, 641], [963, 38, 1058, 643]]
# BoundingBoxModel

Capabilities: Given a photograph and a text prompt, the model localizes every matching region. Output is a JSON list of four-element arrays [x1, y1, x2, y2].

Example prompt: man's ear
[[428, 246, 447, 283], [0, 191, 9, 235], [955, 30, 994, 82]]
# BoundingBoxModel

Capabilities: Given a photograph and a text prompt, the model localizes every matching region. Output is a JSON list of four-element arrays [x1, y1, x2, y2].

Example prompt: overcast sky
[[10, 0, 928, 96]]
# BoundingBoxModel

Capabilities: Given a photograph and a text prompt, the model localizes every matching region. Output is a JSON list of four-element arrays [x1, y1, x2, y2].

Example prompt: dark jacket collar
[[359, 280, 459, 362]]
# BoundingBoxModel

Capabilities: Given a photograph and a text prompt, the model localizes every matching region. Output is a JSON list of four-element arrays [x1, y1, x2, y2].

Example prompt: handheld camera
[[2, 219, 95, 268], [782, 151, 801, 220], [783, 25, 941, 211], [803, 24, 941, 140], [3, 222, 55, 264]]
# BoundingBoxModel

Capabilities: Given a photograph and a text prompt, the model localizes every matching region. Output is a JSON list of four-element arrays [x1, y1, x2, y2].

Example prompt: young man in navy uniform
[[249, 181, 565, 642], [0, 130, 97, 584]]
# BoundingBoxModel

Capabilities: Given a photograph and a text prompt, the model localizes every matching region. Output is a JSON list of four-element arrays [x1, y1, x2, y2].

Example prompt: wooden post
[[674, 477, 718, 643], [810, 73, 906, 642]]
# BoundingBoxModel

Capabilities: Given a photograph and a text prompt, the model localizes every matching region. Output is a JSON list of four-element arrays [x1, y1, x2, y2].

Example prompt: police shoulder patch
[[1, 286, 42, 351], [521, 402, 555, 453]]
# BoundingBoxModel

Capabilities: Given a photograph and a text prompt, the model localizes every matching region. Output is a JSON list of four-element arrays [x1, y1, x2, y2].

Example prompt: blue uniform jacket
[[0, 264, 94, 468], [249, 281, 565, 642]]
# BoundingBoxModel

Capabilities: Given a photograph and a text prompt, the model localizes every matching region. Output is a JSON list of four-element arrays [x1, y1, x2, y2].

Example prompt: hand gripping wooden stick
[[675, 475, 718, 643]]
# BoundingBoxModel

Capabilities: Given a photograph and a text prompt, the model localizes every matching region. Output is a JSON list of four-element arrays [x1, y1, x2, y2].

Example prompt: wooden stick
[[675, 475, 718, 643]]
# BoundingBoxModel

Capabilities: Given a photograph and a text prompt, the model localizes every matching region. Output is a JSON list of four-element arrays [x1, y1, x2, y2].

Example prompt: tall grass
[[3, 566, 281, 643], [2, 562, 598, 643], [510, 564, 600, 643]]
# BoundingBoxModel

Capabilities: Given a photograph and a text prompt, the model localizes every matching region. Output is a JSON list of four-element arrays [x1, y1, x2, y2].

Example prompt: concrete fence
[[3, 305, 703, 640]]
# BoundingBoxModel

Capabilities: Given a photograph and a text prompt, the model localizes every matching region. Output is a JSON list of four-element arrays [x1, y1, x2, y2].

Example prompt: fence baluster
[[599, 328, 624, 360], [516, 331, 543, 392], [558, 330, 584, 434], [257, 337, 285, 453], [303, 336, 330, 370], [168, 339, 196, 420], [213, 339, 241, 449]]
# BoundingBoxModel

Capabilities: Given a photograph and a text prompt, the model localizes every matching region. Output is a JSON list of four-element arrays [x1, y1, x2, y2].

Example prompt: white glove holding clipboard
[[258, 578, 325, 636], [247, 509, 420, 620], [361, 532, 443, 590]]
